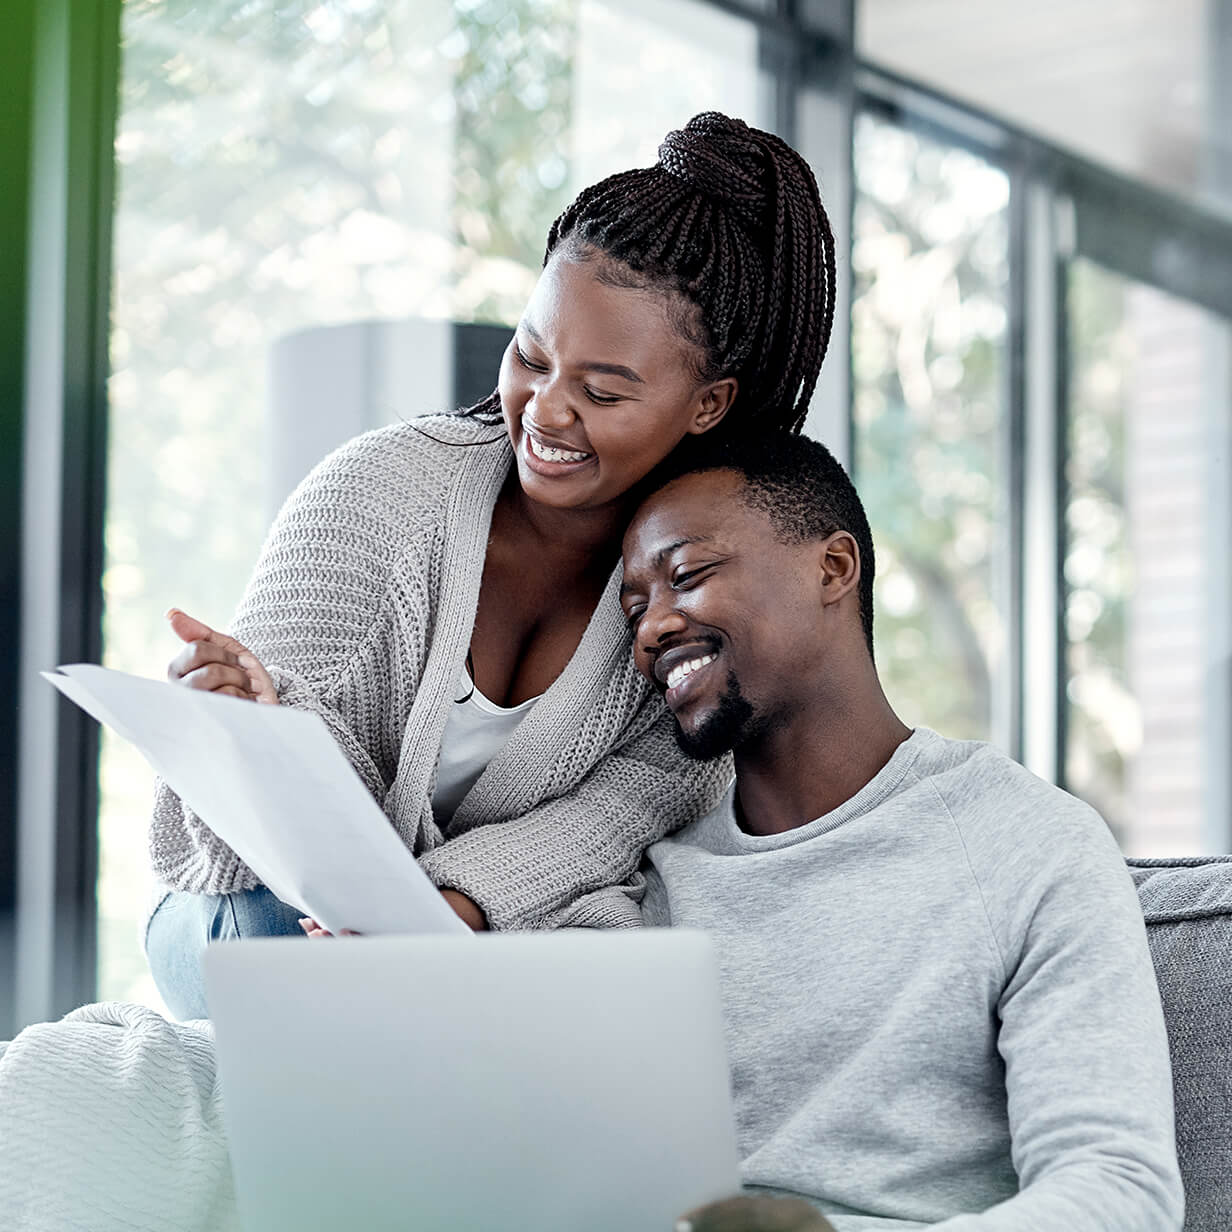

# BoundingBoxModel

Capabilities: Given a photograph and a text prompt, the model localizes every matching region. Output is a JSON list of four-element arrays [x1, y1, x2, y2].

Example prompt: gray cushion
[[1128, 856, 1232, 1232]]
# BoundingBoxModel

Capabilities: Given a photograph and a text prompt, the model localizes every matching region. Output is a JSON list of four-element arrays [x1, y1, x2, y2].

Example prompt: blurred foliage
[[100, 0, 576, 1003], [851, 113, 1010, 741], [451, 0, 576, 322], [1064, 260, 1133, 837]]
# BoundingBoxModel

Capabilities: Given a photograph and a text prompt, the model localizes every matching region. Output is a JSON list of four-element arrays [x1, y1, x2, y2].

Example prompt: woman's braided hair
[[465, 111, 837, 436]]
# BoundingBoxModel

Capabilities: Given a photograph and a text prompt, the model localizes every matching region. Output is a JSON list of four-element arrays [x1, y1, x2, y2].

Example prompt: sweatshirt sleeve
[[416, 706, 733, 930], [926, 795, 1184, 1231]]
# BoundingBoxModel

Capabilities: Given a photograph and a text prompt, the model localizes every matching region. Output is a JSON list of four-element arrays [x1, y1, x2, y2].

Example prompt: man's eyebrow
[[620, 534, 715, 597], [520, 321, 644, 385]]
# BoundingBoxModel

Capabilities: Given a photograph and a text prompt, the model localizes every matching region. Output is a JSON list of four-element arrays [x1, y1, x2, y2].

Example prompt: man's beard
[[673, 668, 760, 761]]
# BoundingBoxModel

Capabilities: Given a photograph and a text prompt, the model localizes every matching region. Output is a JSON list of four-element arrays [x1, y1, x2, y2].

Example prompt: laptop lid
[[204, 930, 740, 1232]]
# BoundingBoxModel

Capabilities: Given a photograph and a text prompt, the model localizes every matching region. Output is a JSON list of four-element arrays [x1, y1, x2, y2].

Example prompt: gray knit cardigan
[[149, 414, 732, 930]]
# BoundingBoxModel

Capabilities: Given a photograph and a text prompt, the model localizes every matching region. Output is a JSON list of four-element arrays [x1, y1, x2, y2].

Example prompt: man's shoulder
[[912, 730, 1104, 845]]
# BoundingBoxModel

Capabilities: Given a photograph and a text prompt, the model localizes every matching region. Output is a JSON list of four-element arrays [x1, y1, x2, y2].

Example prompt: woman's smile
[[521, 424, 596, 476]]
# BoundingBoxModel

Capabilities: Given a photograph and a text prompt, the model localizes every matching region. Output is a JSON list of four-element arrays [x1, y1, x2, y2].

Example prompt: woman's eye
[[584, 387, 622, 406], [624, 606, 645, 629], [514, 342, 547, 372]]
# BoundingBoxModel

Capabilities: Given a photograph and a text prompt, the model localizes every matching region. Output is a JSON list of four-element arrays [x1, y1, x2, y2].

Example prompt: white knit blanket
[[0, 1002, 239, 1231]]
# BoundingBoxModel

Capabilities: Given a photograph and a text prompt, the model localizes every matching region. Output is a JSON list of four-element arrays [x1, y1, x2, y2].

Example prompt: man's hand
[[677, 1196, 837, 1232], [441, 889, 488, 931], [166, 608, 278, 704]]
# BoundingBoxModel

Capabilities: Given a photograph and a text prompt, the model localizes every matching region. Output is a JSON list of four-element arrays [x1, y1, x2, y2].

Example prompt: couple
[[9, 113, 1179, 1229], [3, 427, 1183, 1232], [322, 433, 1182, 1231]]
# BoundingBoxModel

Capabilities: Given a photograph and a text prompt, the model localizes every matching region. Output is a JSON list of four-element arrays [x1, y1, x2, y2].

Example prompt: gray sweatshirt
[[641, 728, 1184, 1231]]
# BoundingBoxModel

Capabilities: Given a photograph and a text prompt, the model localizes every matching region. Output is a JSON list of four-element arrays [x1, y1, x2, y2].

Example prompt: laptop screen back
[[205, 930, 740, 1232]]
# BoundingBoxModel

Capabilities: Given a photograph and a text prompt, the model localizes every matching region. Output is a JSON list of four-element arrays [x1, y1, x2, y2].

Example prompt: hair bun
[[657, 112, 768, 223]]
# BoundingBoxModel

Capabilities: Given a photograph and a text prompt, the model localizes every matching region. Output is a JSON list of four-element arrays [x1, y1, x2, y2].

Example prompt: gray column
[[15, 0, 121, 1031], [1202, 0, 1232, 851]]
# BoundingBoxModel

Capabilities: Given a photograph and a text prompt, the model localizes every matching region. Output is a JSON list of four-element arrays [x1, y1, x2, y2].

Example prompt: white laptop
[[204, 930, 741, 1232]]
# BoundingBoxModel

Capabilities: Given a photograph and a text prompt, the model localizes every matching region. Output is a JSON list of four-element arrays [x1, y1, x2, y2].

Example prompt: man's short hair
[[650, 432, 876, 657]]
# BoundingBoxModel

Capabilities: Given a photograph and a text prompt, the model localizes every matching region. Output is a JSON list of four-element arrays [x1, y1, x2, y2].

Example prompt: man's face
[[620, 470, 827, 760]]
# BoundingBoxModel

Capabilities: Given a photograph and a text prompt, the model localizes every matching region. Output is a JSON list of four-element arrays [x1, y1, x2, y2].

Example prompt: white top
[[431, 665, 540, 825]]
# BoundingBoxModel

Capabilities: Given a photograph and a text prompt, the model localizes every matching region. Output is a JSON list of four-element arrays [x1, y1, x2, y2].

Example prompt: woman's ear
[[688, 377, 738, 435], [819, 531, 860, 607]]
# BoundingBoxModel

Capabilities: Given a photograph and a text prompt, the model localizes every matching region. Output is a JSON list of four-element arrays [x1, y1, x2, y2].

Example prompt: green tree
[[852, 115, 1010, 740]]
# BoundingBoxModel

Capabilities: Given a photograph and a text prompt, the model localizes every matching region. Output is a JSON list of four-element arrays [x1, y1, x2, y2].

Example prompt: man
[[618, 433, 1183, 1232]]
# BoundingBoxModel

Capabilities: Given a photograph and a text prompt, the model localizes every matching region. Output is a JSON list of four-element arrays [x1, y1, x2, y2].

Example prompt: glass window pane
[[100, 0, 766, 1004], [1064, 257, 1231, 854], [858, 1, 1227, 219], [851, 111, 1011, 742]]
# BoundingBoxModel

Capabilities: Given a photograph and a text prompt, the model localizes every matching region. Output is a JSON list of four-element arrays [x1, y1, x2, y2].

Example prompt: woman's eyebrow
[[522, 321, 644, 385]]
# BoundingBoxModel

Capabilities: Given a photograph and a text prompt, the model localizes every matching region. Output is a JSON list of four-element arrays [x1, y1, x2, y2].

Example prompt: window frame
[[8, 0, 120, 1033], [8, 0, 1231, 1030]]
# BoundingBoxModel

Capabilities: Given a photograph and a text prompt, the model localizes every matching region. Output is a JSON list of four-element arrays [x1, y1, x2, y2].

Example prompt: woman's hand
[[298, 918, 359, 938], [441, 888, 488, 931], [677, 1196, 837, 1232], [166, 607, 278, 704], [297, 890, 487, 937]]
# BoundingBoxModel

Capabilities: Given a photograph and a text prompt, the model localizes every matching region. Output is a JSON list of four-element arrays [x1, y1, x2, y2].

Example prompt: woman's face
[[498, 253, 735, 514]]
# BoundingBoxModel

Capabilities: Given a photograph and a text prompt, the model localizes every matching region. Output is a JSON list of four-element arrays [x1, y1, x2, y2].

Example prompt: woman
[[146, 111, 838, 1018]]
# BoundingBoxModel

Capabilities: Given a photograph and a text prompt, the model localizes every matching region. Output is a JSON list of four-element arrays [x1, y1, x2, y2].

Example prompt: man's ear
[[818, 531, 860, 607], [687, 377, 738, 435]]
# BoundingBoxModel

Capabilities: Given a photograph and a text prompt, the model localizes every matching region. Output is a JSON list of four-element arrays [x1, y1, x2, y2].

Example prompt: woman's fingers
[[298, 918, 361, 939], [168, 637, 240, 681], [166, 607, 217, 645], [181, 661, 256, 696], [235, 649, 278, 705], [168, 607, 254, 662], [166, 608, 278, 703]]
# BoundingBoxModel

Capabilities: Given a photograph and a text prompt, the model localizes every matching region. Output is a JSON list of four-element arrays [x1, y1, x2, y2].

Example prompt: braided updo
[[468, 111, 837, 436]]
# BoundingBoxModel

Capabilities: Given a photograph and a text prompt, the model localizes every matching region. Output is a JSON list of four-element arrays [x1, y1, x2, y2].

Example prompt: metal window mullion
[[1019, 180, 1064, 786], [15, 0, 120, 1030], [0, 0, 37, 1041], [794, 5, 855, 463], [996, 161, 1028, 761]]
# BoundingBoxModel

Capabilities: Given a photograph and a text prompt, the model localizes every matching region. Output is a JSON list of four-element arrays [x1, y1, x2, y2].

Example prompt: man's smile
[[654, 643, 722, 708]]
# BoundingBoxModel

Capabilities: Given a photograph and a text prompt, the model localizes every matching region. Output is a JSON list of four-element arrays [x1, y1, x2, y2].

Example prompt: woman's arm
[[150, 424, 447, 893], [417, 706, 732, 931]]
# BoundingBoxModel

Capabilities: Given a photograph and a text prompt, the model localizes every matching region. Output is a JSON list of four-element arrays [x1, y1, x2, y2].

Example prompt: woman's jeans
[[146, 886, 306, 1020]]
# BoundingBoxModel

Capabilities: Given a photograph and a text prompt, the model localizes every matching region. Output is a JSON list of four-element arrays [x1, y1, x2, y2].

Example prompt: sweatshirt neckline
[[712, 726, 940, 851]]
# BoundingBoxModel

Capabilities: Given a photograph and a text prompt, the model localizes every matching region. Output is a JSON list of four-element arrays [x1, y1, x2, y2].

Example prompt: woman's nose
[[529, 377, 573, 428]]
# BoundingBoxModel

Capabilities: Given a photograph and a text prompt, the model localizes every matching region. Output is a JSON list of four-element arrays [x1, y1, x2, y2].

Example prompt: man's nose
[[637, 594, 690, 656]]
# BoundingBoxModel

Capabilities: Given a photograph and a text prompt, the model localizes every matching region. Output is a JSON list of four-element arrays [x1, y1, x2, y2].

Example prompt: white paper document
[[44, 664, 470, 937]]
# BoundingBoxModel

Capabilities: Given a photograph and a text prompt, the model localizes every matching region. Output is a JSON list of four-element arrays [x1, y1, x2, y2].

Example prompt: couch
[[1128, 855, 1232, 1232]]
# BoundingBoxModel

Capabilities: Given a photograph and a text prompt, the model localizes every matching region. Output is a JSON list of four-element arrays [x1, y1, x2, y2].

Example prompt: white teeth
[[529, 435, 590, 463], [665, 653, 717, 692]]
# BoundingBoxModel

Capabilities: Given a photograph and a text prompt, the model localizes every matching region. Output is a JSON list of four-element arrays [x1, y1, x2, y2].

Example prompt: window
[[851, 110, 1011, 743], [1064, 257, 1232, 854], [99, 0, 766, 1004]]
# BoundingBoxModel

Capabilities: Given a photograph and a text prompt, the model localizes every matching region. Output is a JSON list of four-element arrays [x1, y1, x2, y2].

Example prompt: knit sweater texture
[[641, 728, 1184, 1230], [149, 414, 730, 930]]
